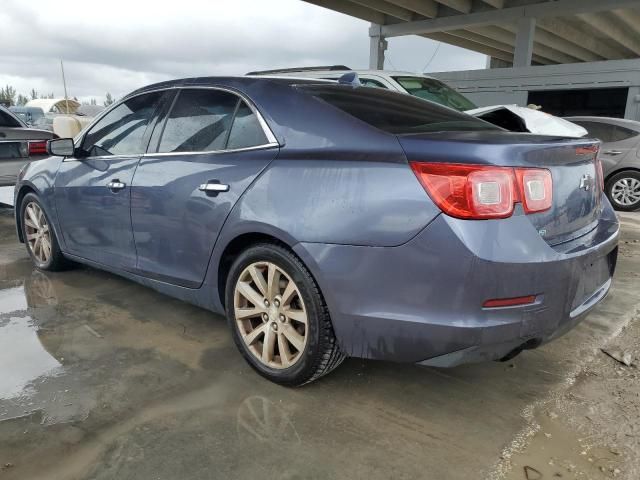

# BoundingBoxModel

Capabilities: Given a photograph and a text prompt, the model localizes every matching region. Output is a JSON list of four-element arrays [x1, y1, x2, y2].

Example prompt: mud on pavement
[[1, 207, 639, 480]]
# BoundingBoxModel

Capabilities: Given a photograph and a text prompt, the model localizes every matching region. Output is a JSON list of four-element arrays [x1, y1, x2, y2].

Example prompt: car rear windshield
[[298, 85, 498, 135], [392, 76, 477, 111]]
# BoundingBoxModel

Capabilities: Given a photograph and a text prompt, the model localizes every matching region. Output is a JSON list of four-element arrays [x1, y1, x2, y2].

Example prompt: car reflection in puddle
[[0, 271, 96, 425], [236, 396, 301, 444]]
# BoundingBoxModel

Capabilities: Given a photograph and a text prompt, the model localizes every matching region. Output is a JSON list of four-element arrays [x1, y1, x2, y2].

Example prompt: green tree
[[16, 94, 29, 106], [90, 98, 97, 106], [30, 88, 38, 100], [0, 85, 17, 105], [104, 92, 114, 106]]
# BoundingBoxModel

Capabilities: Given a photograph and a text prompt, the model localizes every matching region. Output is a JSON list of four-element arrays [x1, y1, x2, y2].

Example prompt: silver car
[[0, 105, 55, 187], [566, 116, 640, 211]]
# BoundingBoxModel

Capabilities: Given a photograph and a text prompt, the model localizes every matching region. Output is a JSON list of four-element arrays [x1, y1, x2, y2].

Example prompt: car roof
[[126, 76, 334, 99]]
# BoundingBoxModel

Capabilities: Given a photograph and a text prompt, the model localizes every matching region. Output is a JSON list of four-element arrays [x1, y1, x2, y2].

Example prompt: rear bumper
[[294, 200, 619, 364]]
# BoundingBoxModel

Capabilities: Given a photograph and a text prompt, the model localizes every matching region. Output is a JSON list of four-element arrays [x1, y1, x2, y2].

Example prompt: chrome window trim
[[72, 84, 279, 161], [142, 142, 279, 158]]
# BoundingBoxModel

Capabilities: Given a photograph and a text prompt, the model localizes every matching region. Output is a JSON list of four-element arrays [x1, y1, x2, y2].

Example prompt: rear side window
[[299, 85, 498, 135], [158, 89, 238, 153], [573, 121, 639, 143], [82, 91, 163, 157], [226, 101, 268, 149], [0, 109, 22, 127]]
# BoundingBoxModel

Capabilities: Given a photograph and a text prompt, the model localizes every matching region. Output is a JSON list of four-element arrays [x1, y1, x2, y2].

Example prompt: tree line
[[0, 85, 115, 107]]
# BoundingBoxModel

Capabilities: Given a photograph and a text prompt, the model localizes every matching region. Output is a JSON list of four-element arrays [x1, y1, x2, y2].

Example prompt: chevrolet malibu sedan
[[14, 77, 619, 386]]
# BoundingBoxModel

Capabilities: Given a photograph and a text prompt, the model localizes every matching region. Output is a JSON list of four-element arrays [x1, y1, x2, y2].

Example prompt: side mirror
[[47, 138, 75, 157]]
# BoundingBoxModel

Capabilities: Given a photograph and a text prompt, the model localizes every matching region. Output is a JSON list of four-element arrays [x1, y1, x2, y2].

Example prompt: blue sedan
[[14, 77, 619, 385]]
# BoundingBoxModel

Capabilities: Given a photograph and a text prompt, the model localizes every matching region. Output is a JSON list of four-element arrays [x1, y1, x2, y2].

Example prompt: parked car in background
[[248, 66, 587, 138], [566, 116, 640, 211], [9, 106, 45, 126], [0, 105, 55, 186], [15, 77, 618, 386]]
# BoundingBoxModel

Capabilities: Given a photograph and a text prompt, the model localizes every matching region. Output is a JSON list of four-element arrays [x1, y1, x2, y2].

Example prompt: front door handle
[[199, 181, 230, 195], [107, 179, 126, 191], [604, 150, 623, 155]]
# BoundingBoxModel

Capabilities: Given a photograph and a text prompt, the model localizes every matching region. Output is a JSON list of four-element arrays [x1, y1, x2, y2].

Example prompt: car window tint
[[360, 78, 388, 89], [83, 91, 163, 157], [299, 85, 498, 135], [392, 76, 476, 111], [573, 121, 640, 143], [158, 89, 238, 153], [226, 101, 268, 149], [610, 125, 639, 142], [0, 109, 22, 127]]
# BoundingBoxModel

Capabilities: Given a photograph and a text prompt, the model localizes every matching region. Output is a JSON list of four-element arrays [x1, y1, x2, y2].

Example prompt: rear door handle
[[604, 150, 623, 155], [107, 179, 126, 191], [199, 181, 229, 195]]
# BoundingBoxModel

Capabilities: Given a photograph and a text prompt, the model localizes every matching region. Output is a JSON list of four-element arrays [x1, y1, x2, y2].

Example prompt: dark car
[[14, 77, 619, 386], [565, 116, 640, 211], [0, 105, 55, 187]]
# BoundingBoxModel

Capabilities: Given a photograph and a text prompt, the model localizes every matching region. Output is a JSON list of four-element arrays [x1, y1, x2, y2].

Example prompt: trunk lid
[[397, 131, 602, 246]]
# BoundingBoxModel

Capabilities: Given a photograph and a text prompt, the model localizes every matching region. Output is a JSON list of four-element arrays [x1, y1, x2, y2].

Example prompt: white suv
[[248, 66, 587, 138]]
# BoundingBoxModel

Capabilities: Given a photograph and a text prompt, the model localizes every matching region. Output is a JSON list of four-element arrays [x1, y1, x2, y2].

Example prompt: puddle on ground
[[0, 316, 62, 401], [0, 285, 28, 314]]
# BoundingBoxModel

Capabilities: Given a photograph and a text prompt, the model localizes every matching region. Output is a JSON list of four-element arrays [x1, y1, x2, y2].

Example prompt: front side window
[[360, 78, 388, 89], [158, 89, 238, 153], [82, 91, 163, 157], [393, 76, 476, 111]]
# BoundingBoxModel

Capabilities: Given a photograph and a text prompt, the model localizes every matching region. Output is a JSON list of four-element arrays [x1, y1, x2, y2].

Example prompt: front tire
[[225, 243, 345, 386], [20, 193, 70, 271], [606, 171, 640, 211]]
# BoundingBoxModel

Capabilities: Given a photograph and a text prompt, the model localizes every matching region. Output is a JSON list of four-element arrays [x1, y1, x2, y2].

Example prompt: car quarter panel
[[292, 198, 619, 363]]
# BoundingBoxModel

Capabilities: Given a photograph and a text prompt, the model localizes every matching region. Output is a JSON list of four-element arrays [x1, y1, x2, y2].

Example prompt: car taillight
[[410, 162, 553, 220], [515, 168, 553, 213], [28, 140, 48, 156]]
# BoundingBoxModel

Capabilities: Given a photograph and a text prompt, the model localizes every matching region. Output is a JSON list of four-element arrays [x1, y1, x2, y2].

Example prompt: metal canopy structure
[[303, 0, 640, 69]]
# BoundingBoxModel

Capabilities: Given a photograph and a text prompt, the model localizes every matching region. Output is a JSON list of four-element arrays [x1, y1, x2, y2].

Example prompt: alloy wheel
[[611, 177, 640, 207], [24, 202, 52, 264], [234, 261, 308, 369]]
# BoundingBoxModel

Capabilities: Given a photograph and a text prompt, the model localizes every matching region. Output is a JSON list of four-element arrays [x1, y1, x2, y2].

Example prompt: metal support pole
[[369, 24, 387, 70], [513, 17, 536, 67]]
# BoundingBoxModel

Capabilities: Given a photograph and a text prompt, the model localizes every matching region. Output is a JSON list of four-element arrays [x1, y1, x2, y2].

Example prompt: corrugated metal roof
[[303, 0, 640, 65]]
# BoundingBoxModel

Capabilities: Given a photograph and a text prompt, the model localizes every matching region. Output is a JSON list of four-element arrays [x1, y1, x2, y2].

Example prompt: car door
[[130, 87, 279, 287], [54, 90, 168, 269], [574, 120, 639, 174]]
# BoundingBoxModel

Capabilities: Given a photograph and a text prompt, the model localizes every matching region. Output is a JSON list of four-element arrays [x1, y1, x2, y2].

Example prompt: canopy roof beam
[[375, 0, 640, 37]]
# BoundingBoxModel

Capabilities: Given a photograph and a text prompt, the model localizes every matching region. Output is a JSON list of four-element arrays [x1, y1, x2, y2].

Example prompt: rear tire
[[605, 170, 640, 212], [20, 193, 71, 271], [225, 243, 345, 386]]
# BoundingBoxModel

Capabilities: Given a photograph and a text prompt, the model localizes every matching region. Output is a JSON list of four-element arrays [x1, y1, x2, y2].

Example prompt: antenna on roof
[[337, 72, 361, 87], [60, 60, 70, 114]]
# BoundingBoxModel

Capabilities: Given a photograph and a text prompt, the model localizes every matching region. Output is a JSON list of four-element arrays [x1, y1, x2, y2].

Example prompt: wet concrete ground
[[0, 207, 639, 480]]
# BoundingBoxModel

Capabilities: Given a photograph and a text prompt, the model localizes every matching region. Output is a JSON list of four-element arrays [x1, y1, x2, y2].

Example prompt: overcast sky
[[1, 0, 486, 104]]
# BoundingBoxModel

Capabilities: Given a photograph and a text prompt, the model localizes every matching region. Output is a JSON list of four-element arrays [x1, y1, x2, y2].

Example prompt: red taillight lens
[[28, 140, 48, 156], [483, 295, 537, 308], [410, 162, 553, 219], [410, 163, 517, 219], [515, 168, 553, 213]]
